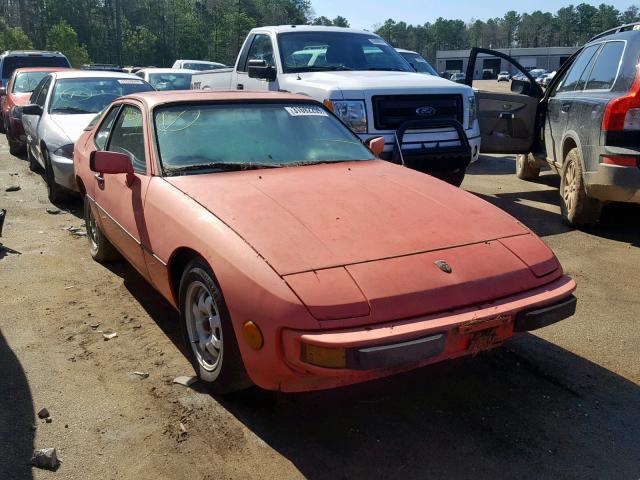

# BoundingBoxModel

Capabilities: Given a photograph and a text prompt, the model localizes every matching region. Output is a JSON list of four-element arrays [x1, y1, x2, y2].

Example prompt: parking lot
[[1, 136, 639, 480]]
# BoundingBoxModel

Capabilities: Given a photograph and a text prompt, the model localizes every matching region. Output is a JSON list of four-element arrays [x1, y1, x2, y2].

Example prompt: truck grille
[[372, 94, 463, 131]]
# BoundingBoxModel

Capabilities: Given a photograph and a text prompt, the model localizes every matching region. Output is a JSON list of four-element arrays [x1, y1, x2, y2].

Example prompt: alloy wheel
[[185, 280, 223, 372], [562, 159, 577, 213]]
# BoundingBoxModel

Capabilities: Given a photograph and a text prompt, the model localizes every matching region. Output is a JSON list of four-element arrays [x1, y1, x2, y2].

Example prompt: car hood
[[283, 71, 471, 97], [166, 160, 530, 276], [49, 114, 97, 143]]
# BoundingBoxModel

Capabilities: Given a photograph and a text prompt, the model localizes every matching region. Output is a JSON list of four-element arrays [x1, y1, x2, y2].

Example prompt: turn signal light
[[301, 343, 346, 369], [601, 156, 638, 167], [242, 321, 264, 350]]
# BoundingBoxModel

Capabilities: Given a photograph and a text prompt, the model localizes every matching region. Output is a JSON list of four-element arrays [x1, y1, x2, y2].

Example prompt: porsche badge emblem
[[435, 260, 452, 274]]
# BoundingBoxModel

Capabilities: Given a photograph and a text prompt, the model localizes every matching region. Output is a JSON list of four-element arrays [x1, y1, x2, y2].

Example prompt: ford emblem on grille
[[416, 106, 436, 117], [435, 260, 452, 274]]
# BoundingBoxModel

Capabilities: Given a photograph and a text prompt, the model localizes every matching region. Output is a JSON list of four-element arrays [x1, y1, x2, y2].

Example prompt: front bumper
[[50, 152, 78, 192], [274, 275, 576, 392]]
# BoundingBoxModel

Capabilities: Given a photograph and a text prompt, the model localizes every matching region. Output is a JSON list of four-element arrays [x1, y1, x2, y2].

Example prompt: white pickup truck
[[192, 25, 481, 185]]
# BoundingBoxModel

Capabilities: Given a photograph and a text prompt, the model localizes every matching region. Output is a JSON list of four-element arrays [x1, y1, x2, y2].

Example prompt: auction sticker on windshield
[[118, 79, 145, 84], [284, 106, 328, 117]]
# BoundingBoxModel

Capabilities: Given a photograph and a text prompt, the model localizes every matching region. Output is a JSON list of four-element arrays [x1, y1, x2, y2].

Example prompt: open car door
[[465, 48, 543, 154]]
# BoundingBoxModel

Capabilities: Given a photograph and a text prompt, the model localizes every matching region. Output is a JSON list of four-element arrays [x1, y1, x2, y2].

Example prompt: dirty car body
[[74, 90, 576, 393]]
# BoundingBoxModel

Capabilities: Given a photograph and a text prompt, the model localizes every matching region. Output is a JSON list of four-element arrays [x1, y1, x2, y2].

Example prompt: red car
[[1, 67, 69, 155], [74, 91, 577, 393]]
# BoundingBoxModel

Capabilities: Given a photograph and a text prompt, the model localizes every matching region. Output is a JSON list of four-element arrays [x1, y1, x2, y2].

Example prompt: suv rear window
[[585, 41, 625, 90], [1, 55, 70, 81], [557, 44, 600, 93]]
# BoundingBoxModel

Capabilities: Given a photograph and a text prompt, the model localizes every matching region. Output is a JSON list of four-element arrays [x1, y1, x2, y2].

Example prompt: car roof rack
[[589, 22, 640, 42]]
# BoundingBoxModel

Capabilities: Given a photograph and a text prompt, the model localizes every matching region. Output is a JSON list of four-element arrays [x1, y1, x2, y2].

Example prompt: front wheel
[[179, 258, 251, 394], [43, 148, 65, 203], [560, 148, 602, 227], [27, 145, 41, 172]]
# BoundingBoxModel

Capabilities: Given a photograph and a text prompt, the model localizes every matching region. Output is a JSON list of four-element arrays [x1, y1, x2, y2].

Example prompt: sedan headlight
[[325, 99, 367, 133], [468, 95, 478, 129], [53, 144, 75, 159]]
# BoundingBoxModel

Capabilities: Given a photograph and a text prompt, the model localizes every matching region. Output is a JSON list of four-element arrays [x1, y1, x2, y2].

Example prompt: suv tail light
[[602, 64, 640, 131]]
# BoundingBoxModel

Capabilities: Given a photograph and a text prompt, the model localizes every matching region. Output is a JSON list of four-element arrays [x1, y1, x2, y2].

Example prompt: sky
[[310, 0, 639, 30]]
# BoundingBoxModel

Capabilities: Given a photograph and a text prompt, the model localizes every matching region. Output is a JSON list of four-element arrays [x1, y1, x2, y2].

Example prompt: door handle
[[236, 83, 244, 90], [561, 103, 571, 113], [94, 173, 104, 184], [499, 112, 515, 119]]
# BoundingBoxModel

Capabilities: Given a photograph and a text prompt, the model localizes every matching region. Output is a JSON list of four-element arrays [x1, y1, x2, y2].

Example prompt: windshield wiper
[[366, 67, 408, 72], [51, 107, 95, 114], [163, 162, 284, 175]]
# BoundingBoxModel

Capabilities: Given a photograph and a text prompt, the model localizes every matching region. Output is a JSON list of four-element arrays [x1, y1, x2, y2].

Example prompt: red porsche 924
[[73, 91, 576, 393]]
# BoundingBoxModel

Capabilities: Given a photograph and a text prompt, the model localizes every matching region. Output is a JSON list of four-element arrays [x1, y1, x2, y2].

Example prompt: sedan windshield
[[155, 103, 376, 174], [49, 77, 153, 114], [279, 32, 412, 73], [148, 73, 192, 90], [398, 52, 438, 75], [12, 71, 50, 93]]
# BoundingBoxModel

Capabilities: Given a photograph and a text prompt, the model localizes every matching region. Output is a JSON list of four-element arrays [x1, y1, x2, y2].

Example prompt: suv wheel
[[516, 153, 541, 180], [560, 148, 602, 227]]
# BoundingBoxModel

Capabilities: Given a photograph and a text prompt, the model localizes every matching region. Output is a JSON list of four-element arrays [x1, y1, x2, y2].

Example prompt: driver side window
[[107, 105, 147, 174], [94, 106, 121, 150], [244, 34, 274, 69], [34, 77, 52, 107]]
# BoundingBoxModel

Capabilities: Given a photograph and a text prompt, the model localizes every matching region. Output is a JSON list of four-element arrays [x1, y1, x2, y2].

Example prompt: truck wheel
[[84, 196, 120, 262], [516, 153, 540, 180], [560, 148, 602, 227], [179, 258, 251, 395], [433, 168, 466, 187]]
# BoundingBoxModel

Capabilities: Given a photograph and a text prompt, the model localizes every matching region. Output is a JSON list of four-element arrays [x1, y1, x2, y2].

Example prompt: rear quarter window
[[585, 41, 625, 91]]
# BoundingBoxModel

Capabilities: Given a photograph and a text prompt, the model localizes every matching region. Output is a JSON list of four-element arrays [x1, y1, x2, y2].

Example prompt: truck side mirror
[[22, 104, 43, 116], [248, 59, 277, 82]]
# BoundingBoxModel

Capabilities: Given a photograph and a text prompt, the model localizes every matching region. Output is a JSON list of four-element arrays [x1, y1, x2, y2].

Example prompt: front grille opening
[[372, 94, 463, 131]]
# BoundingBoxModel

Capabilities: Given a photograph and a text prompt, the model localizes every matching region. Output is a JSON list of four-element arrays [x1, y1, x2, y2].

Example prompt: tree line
[[0, 1, 638, 68]]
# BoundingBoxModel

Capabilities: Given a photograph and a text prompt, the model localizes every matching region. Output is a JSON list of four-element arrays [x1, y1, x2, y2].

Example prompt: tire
[[42, 147, 65, 203], [84, 196, 120, 262], [432, 168, 466, 187], [27, 145, 41, 172], [516, 153, 541, 180], [0, 115, 5, 134], [560, 148, 603, 227], [179, 258, 251, 394]]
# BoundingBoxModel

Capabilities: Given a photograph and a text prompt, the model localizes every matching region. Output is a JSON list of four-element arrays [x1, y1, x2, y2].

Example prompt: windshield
[[154, 102, 375, 174], [1, 56, 69, 82], [183, 62, 223, 71], [49, 77, 153, 114], [398, 52, 437, 75], [12, 71, 50, 93], [148, 72, 192, 90], [278, 32, 413, 73]]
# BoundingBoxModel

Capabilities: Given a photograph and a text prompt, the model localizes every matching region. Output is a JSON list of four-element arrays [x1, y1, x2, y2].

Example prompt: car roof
[[1, 50, 66, 57], [588, 22, 640, 42], [139, 68, 197, 74], [395, 48, 418, 55], [51, 70, 144, 80], [253, 25, 382, 36], [120, 90, 316, 109]]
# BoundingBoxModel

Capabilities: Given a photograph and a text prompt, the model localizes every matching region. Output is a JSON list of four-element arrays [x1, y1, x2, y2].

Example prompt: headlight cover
[[327, 100, 367, 133], [468, 95, 478, 129], [53, 144, 75, 159]]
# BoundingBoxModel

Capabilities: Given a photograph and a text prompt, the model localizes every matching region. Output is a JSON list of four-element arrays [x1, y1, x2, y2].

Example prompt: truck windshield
[[154, 102, 376, 174], [278, 32, 413, 74]]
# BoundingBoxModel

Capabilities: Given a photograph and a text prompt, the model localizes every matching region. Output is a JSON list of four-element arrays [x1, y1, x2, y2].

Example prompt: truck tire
[[516, 153, 541, 180], [560, 148, 602, 227]]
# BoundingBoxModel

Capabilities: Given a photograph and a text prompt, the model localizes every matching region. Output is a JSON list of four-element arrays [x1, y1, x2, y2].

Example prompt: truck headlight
[[325, 99, 367, 133], [468, 95, 478, 129]]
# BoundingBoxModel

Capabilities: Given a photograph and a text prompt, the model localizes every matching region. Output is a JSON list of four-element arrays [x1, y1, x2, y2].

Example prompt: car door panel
[[465, 48, 542, 154], [93, 103, 151, 279]]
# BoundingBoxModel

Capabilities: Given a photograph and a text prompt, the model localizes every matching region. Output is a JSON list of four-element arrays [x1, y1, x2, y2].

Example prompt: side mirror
[[22, 104, 43, 116], [90, 150, 134, 175], [367, 136, 385, 156], [248, 59, 277, 82], [0, 86, 6, 97], [510, 79, 532, 96]]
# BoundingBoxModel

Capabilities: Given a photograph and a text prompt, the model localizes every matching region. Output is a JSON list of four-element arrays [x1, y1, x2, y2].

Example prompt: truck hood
[[282, 71, 471, 98], [166, 160, 531, 276]]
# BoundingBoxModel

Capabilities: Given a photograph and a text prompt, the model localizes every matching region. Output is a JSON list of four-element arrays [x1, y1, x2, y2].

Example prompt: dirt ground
[[1, 137, 639, 480]]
